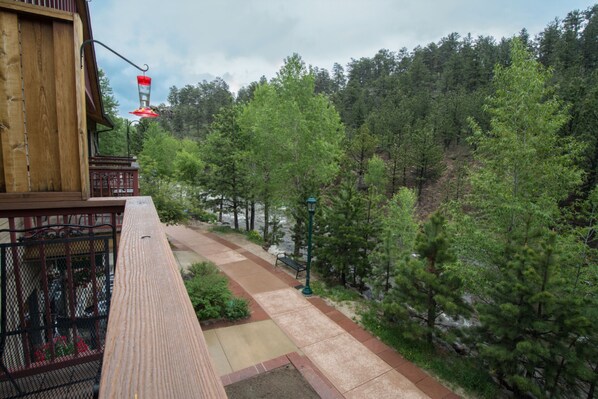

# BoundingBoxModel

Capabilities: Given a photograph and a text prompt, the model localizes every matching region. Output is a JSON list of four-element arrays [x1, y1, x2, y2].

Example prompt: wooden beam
[[0, 1, 74, 22], [0, 11, 29, 193], [99, 197, 227, 398], [73, 13, 89, 199], [53, 20, 80, 192], [0, 195, 125, 212]]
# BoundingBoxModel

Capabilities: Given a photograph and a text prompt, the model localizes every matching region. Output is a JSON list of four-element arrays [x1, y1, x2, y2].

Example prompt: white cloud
[[89, 0, 595, 118]]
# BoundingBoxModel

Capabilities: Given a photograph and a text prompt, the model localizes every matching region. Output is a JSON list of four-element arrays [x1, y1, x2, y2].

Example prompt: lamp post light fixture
[[302, 197, 317, 296]]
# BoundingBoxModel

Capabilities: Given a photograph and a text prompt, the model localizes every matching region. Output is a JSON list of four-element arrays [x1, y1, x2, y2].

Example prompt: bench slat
[[275, 254, 306, 279]]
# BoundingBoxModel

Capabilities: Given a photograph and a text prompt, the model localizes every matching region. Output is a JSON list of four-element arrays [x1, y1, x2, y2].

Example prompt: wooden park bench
[[275, 253, 306, 279]]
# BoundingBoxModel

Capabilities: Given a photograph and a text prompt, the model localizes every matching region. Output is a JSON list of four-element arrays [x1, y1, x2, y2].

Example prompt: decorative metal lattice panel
[[0, 224, 116, 398]]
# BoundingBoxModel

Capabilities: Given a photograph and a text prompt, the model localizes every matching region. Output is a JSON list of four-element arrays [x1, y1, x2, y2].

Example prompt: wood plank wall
[[0, 7, 88, 197]]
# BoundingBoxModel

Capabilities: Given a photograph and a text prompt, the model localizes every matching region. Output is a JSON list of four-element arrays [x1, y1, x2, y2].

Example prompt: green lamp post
[[302, 197, 317, 296]]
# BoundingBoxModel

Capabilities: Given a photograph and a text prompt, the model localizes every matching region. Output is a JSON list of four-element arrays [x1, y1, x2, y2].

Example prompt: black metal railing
[[0, 224, 116, 398]]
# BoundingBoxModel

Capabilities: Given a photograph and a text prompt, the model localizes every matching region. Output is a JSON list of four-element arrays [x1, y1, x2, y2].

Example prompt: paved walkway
[[164, 224, 458, 399]]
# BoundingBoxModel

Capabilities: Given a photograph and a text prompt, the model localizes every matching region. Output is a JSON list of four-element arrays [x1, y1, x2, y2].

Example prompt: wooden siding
[[0, 8, 88, 197], [99, 197, 227, 398], [21, 18, 61, 191], [0, 11, 28, 193]]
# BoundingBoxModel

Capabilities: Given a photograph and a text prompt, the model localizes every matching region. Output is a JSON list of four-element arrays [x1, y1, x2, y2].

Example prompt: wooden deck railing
[[99, 196, 226, 398], [89, 156, 140, 198], [12, 0, 76, 13], [0, 197, 226, 398]]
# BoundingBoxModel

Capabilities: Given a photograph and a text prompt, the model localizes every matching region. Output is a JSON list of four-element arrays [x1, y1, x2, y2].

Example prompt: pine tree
[[383, 213, 470, 345], [368, 188, 418, 298], [316, 176, 375, 287], [476, 235, 591, 398]]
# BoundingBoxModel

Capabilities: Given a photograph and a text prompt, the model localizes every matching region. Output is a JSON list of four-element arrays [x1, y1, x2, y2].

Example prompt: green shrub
[[188, 261, 219, 277], [224, 297, 250, 320], [184, 261, 250, 321], [185, 273, 231, 320], [187, 206, 217, 223], [246, 230, 263, 245]]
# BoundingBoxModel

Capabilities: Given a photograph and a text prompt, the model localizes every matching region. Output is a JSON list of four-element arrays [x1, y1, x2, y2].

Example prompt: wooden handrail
[[99, 197, 226, 398]]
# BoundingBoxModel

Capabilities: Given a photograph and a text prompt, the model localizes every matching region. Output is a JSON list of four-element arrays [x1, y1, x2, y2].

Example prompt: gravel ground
[[225, 364, 320, 399]]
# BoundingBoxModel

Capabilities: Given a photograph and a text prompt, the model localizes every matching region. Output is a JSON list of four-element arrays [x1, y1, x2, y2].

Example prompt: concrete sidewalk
[[164, 224, 458, 399]]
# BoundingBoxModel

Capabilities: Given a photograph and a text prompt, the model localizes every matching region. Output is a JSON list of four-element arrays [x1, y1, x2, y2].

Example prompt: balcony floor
[[164, 224, 459, 399]]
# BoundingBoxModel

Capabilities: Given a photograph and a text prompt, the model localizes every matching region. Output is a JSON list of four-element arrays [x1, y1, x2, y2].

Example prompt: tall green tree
[[239, 54, 344, 249], [456, 38, 583, 279], [368, 187, 418, 297], [316, 176, 375, 286], [384, 213, 470, 345], [97, 69, 127, 156], [202, 105, 250, 229], [476, 236, 591, 398]]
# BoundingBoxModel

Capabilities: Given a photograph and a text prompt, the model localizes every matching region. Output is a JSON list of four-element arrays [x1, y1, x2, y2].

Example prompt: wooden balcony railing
[[99, 197, 226, 398], [0, 197, 226, 398], [11, 0, 76, 13], [89, 157, 140, 198]]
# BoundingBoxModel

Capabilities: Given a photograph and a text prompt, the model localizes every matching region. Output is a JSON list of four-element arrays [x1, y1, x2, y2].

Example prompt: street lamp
[[302, 197, 317, 296]]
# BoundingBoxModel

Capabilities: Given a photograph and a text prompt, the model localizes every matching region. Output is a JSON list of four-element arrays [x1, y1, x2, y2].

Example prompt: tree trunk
[[263, 200, 270, 243], [250, 201, 255, 231], [245, 201, 250, 231], [219, 196, 224, 222], [390, 157, 399, 196], [427, 288, 436, 345], [426, 258, 437, 345], [384, 259, 390, 293], [233, 197, 239, 230]]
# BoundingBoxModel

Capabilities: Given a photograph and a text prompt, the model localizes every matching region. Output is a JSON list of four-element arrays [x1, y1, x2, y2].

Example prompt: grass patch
[[209, 225, 265, 245], [311, 280, 363, 303], [361, 310, 499, 399]]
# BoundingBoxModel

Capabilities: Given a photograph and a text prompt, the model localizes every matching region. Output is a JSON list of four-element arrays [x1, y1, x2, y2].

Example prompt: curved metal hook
[[80, 39, 149, 73]]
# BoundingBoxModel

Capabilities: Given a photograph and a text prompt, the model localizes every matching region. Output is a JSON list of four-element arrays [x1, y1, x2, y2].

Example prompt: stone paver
[[272, 306, 345, 348], [204, 249, 247, 266], [302, 333, 392, 393], [214, 320, 299, 371], [253, 288, 311, 315], [203, 330, 233, 376], [233, 271, 289, 294], [344, 370, 430, 399], [219, 259, 262, 278]]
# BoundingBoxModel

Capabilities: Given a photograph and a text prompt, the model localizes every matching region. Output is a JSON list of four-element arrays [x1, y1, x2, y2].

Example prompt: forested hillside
[[99, 5, 598, 398]]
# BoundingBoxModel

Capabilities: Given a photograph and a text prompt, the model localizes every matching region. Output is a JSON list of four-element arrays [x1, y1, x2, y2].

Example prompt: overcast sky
[[88, 0, 596, 118]]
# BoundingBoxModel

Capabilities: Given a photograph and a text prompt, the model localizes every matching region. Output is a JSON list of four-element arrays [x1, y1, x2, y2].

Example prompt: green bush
[[224, 297, 250, 320], [188, 261, 219, 277], [185, 273, 231, 320], [187, 205, 217, 223], [184, 262, 250, 321], [246, 230, 263, 245]]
